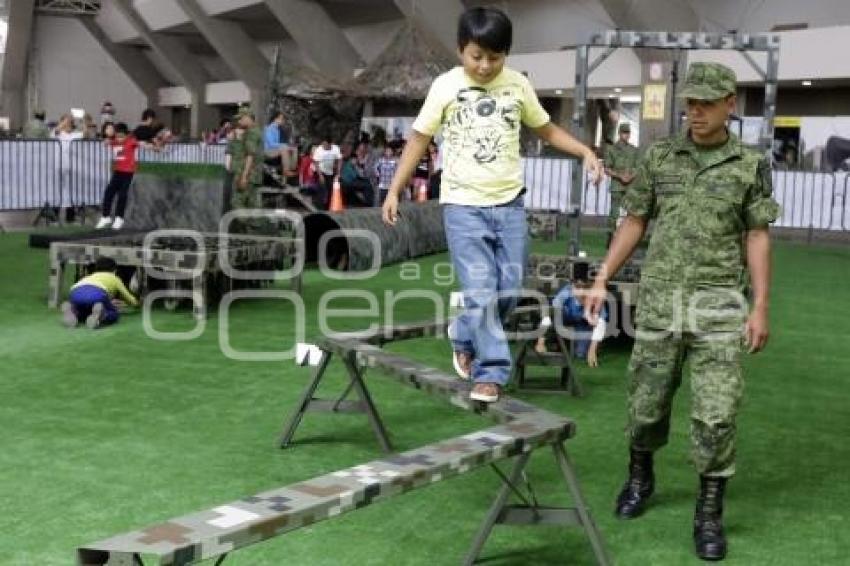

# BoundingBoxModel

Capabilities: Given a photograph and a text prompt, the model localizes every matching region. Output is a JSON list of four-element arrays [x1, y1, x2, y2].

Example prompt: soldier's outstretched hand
[[584, 150, 604, 186], [745, 309, 769, 353], [584, 280, 608, 326]]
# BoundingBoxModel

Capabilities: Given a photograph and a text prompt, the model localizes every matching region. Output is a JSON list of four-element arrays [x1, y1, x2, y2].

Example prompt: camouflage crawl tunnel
[[303, 201, 446, 271]]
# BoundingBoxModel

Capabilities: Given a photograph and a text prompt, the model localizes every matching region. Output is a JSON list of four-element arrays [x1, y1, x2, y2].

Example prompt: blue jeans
[[69, 284, 119, 325], [444, 193, 527, 386]]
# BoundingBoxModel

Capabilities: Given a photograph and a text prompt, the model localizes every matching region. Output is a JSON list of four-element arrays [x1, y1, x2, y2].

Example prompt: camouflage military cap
[[618, 122, 631, 133], [677, 62, 736, 100], [233, 105, 255, 120]]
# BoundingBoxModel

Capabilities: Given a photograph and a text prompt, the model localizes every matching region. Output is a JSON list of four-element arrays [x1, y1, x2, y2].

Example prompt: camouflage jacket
[[233, 126, 264, 186], [623, 131, 780, 288], [605, 140, 640, 194]]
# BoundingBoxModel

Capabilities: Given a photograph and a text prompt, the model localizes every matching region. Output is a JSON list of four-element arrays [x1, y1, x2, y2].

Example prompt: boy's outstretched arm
[[381, 131, 432, 226], [532, 123, 603, 184]]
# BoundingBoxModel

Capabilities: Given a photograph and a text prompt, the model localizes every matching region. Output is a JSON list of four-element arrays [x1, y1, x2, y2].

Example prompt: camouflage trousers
[[608, 191, 624, 232], [230, 184, 269, 234], [626, 329, 744, 477]]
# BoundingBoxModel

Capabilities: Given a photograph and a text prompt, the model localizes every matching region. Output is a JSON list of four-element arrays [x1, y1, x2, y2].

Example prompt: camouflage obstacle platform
[[303, 201, 446, 271], [77, 320, 610, 565], [48, 232, 303, 320]]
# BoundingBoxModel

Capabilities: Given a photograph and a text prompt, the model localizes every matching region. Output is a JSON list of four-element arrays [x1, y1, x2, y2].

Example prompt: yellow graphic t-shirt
[[412, 66, 550, 206]]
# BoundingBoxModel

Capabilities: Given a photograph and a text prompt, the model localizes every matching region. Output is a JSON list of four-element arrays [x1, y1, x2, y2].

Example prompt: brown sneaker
[[470, 382, 501, 403], [453, 351, 473, 380]]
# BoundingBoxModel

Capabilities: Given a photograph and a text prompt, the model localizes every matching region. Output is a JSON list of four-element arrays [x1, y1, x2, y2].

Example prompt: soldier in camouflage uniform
[[587, 63, 780, 561], [604, 122, 639, 244], [230, 107, 265, 233]]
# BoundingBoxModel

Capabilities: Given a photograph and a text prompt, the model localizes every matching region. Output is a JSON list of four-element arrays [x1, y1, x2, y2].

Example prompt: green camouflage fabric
[[604, 140, 640, 230], [232, 126, 263, 189], [677, 62, 737, 100], [23, 119, 50, 139], [627, 321, 743, 477], [527, 210, 560, 240], [623, 131, 779, 293], [622, 130, 779, 477]]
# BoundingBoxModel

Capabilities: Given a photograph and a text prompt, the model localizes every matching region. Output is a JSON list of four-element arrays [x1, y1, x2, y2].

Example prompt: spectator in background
[[52, 114, 85, 220], [82, 113, 99, 140], [340, 142, 375, 207], [213, 118, 232, 144], [24, 110, 49, 139], [99, 101, 116, 127], [132, 108, 161, 144], [312, 134, 342, 210], [264, 111, 295, 176], [411, 144, 433, 201], [101, 122, 116, 142], [375, 145, 398, 205], [428, 140, 442, 200]]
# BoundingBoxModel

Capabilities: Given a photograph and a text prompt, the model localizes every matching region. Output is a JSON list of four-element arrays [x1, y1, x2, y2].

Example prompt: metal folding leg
[[463, 445, 610, 565], [278, 350, 393, 452]]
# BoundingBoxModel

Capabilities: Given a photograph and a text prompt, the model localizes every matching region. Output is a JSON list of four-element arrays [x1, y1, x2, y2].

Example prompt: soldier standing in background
[[587, 62, 780, 561], [604, 122, 639, 246], [230, 107, 264, 232]]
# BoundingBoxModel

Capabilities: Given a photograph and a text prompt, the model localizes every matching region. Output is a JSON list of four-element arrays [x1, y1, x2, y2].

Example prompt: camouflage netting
[[353, 20, 456, 100], [266, 48, 366, 147]]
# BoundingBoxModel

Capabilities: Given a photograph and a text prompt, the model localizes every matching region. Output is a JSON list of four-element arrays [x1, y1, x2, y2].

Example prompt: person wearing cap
[[230, 106, 265, 231], [586, 62, 780, 561], [604, 122, 639, 244], [24, 110, 49, 139]]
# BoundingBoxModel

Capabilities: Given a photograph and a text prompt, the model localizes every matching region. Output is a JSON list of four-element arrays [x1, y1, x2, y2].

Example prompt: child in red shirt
[[96, 122, 139, 230]]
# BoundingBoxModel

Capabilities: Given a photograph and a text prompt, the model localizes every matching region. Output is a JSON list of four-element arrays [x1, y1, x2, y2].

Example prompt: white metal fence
[[520, 156, 850, 231], [1, 142, 848, 230], [0, 140, 227, 210]]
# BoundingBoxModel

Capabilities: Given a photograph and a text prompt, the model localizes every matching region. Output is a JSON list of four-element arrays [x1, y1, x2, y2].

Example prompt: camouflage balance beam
[[77, 321, 610, 565], [48, 232, 303, 319]]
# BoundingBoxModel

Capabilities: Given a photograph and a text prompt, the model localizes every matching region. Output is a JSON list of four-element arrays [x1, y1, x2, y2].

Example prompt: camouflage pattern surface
[[621, 120, 780, 477], [76, 319, 611, 566], [526, 210, 560, 240], [587, 30, 780, 51], [306, 201, 446, 272], [623, 132, 779, 289], [677, 62, 737, 100], [48, 233, 303, 316], [231, 126, 264, 189], [604, 140, 640, 231], [627, 323, 743, 477], [123, 171, 228, 233], [23, 119, 50, 139]]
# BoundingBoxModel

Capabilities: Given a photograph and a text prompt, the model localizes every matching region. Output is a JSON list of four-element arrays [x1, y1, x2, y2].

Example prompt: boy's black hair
[[114, 122, 129, 135], [94, 257, 118, 273], [141, 108, 156, 122], [457, 7, 512, 53], [572, 261, 591, 284], [268, 111, 284, 124]]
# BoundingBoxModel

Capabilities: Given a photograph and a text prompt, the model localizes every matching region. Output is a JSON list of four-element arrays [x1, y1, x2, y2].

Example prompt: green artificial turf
[[136, 162, 226, 179], [1, 229, 849, 565]]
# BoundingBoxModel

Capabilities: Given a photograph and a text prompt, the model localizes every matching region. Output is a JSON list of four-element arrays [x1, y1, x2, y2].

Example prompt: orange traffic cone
[[329, 179, 345, 212], [416, 181, 428, 202]]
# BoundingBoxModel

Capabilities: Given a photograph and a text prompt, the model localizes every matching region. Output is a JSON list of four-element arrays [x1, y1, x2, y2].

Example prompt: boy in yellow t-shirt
[[382, 7, 601, 403], [61, 257, 139, 329]]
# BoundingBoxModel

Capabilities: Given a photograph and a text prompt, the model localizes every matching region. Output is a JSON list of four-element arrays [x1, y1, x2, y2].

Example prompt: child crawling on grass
[[61, 257, 138, 329]]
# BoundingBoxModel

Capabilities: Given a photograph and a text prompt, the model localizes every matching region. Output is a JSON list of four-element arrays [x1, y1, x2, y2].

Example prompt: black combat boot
[[614, 449, 655, 519], [694, 476, 728, 561]]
